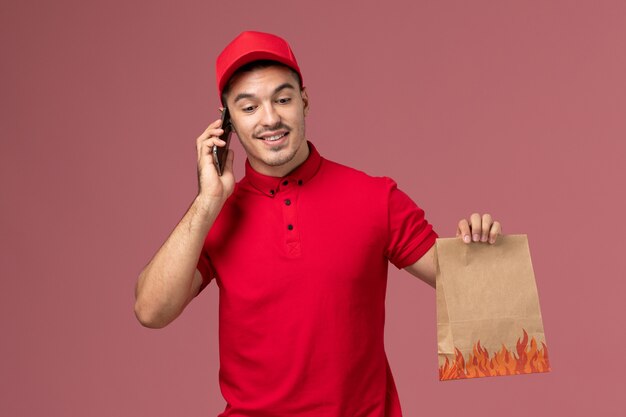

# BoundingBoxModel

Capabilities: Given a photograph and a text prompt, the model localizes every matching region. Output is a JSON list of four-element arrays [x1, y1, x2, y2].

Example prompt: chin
[[261, 149, 298, 167]]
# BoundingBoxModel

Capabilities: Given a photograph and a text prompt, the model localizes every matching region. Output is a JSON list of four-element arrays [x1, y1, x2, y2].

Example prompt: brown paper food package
[[435, 234, 551, 381]]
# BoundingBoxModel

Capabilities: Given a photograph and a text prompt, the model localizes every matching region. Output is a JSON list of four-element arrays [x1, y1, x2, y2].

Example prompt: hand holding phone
[[212, 108, 232, 176]]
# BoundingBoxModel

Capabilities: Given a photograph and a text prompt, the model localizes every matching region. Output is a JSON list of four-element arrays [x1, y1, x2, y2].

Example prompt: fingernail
[[481, 235, 488, 242], [464, 235, 471, 243], [473, 234, 479, 242], [489, 238, 496, 244]]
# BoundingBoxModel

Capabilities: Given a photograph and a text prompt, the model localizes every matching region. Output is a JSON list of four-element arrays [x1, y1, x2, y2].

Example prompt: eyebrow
[[233, 82, 296, 104]]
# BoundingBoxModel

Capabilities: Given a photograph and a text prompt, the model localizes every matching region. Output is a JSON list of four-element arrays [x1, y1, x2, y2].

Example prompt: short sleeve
[[195, 247, 215, 295], [384, 178, 438, 269]]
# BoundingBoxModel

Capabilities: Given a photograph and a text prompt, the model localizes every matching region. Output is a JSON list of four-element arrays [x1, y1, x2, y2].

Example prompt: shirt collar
[[244, 141, 322, 197]]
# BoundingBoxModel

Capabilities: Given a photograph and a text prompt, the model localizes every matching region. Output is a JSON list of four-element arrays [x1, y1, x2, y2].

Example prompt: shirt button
[[269, 189, 275, 196], [287, 224, 294, 230], [297, 180, 303, 186], [282, 180, 289, 186], [285, 199, 291, 206]]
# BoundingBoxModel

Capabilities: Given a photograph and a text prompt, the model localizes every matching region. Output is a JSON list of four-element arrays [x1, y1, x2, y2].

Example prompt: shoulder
[[317, 157, 399, 195]]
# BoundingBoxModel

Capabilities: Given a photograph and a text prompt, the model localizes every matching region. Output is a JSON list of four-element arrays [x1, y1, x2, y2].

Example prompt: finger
[[196, 129, 226, 154], [196, 132, 224, 157], [198, 134, 226, 148], [196, 144, 219, 184], [197, 127, 224, 143], [469, 213, 481, 242], [196, 119, 223, 140], [196, 144, 223, 179], [202, 118, 223, 134], [481, 213, 493, 242], [489, 221, 502, 244], [457, 219, 471, 243]]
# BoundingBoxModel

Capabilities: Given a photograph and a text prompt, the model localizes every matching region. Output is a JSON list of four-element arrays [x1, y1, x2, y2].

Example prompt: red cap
[[216, 31, 303, 98]]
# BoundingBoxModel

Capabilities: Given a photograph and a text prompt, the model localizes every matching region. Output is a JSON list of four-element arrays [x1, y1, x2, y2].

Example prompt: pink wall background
[[2, 1, 625, 416]]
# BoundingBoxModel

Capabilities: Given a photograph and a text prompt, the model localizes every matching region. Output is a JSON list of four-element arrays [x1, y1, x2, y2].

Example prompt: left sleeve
[[384, 178, 438, 269]]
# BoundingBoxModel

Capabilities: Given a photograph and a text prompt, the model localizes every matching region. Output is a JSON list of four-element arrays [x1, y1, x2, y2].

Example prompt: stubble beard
[[240, 122, 306, 168], [262, 139, 300, 166]]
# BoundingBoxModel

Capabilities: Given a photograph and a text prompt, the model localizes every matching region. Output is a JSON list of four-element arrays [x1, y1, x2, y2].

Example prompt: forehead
[[227, 66, 300, 98]]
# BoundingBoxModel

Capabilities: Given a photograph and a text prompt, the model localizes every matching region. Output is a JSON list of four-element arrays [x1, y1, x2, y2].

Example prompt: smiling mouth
[[258, 132, 289, 142]]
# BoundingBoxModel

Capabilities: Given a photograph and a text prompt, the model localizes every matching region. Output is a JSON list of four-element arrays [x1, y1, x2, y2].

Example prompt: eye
[[242, 105, 255, 113], [277, 97, 291, 104]]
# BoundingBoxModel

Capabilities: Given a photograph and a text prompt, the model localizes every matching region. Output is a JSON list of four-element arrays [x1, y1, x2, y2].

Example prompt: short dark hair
[[220, 59, 303, 105]]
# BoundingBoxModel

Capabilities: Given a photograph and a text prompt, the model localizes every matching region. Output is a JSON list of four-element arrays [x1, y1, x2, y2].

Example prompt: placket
[[276, 177, 301, 257]]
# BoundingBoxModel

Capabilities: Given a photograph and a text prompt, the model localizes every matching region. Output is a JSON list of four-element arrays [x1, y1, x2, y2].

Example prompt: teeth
[[264, 133, 285, 141]]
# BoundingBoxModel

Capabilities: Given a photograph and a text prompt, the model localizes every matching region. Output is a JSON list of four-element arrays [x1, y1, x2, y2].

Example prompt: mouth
[[256, 131, 289, 143]]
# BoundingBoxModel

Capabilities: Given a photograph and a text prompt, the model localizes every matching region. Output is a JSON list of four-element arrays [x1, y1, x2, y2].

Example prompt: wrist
[[193, 193, 226, 214]]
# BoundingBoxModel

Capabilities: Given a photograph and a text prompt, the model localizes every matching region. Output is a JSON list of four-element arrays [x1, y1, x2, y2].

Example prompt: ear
[[223, 107, 239, 135], [301, 87, 310, 116]]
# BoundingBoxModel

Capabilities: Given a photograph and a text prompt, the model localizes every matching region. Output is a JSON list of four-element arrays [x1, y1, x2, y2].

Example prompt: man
[[135, 31, 502, 417]]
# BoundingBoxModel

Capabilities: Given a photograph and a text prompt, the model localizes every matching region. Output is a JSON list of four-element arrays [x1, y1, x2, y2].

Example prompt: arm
[[404, 213, 502, 289], [404, 245, 436, 288], [134, 117, 235, 329], [134, 196, 224, 328]]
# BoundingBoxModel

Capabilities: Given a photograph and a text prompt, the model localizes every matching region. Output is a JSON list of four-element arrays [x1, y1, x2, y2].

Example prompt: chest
[[206, 185, 389, 302]]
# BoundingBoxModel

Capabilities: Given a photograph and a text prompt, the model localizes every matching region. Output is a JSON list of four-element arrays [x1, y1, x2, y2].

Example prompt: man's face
[[224, 65, 309, 177]]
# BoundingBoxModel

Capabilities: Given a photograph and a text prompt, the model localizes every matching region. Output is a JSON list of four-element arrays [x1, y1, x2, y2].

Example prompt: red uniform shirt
[[197, 142, 437, 417]]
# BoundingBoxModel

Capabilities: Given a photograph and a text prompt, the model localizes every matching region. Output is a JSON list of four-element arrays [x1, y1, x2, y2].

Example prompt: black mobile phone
[[212, 107, 232, 176]]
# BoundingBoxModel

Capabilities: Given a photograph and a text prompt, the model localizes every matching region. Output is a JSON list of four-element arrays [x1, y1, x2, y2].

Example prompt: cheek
[[232, 119, 253, 138]]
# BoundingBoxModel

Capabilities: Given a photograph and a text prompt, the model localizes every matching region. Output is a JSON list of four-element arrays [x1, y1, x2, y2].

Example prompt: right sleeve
[[195, 247, 214, 295]]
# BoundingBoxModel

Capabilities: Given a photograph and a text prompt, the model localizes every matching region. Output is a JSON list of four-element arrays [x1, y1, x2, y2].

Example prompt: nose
[[259, 101, 280, 127]]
